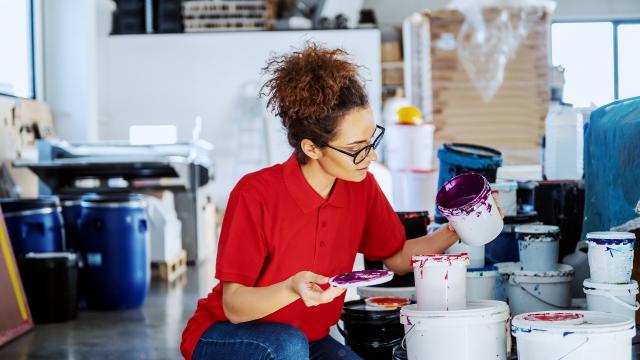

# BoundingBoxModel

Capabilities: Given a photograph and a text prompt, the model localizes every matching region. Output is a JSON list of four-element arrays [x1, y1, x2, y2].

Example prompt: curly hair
[[261, 43, 369, 164]]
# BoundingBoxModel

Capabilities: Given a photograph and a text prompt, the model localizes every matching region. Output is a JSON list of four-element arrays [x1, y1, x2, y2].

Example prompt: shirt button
[[322, 221, 327, 228], [320, 241, 326, 247]]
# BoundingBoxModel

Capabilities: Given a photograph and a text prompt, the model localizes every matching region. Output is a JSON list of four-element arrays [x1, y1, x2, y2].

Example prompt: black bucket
[[533, 180, 585, 260], [364, 211, 429, 287], [340, 300, 404, 360], [18, 252, 78, 323]]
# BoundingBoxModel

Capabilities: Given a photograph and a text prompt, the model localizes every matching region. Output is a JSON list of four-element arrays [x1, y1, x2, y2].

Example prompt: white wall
[[97, 30, 381, 206]]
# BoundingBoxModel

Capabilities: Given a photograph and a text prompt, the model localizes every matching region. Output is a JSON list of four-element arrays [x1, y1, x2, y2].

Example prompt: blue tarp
[[582, 96, 640, 237]]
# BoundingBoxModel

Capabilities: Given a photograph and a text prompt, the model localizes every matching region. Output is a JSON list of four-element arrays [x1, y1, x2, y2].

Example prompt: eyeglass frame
[[323, 125, 385, 165]]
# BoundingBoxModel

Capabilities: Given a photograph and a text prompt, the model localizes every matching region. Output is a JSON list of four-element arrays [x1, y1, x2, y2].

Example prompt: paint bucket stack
[[582, 231, 639, 320], [400, 253, 510, 359], [387, 106, 438, 215], [496, 224, 575, 315]]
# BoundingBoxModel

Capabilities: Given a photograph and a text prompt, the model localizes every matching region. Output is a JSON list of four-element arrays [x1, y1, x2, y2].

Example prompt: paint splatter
[[523, 312, 584, 322]]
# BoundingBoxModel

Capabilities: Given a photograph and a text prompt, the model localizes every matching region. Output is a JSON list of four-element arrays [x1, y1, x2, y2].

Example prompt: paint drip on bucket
[[411, 253, 469, 311]]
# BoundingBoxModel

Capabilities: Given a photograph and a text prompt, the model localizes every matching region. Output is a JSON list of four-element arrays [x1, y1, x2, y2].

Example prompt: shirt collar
[[282, 153, 346, 213]]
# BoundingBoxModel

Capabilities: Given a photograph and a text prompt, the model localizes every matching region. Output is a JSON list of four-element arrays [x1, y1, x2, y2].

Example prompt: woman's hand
[[288, 271, 345, 307]]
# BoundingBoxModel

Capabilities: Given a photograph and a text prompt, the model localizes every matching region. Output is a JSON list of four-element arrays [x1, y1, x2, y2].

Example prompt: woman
[[181, 44, 464, 360]]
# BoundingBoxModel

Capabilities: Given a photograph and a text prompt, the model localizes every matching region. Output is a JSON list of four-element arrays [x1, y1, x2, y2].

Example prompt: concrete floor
[[2, 256, 640, 359]]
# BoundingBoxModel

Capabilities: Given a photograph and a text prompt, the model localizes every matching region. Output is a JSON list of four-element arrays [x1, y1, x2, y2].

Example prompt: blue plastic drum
[[436, 143, 503, 190], [0, 196, 65, 257], [78, 194, 149, 310]]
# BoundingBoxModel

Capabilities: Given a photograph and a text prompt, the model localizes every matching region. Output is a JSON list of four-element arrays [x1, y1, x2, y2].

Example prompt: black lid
[[0, 196, 60, 213], [504, 211, 538, 224]]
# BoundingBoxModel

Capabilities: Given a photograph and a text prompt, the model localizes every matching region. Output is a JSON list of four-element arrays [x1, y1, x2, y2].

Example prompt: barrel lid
[[510, 263, 575, 283], [0, 196, 60, 213], [401, 300, 509, 320], [24, 252, 77, 261], [583, 278, 639, 295], [441, 143, 502, 159], [81, 194, 146, 208], [512, 311, 635, 336], [514, 224, 560, 235], [586, 231, 636, 240], [411, 253, 469, 267]]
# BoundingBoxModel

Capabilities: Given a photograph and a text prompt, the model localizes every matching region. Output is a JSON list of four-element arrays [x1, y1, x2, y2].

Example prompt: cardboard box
[[381, 41, 402, 62]]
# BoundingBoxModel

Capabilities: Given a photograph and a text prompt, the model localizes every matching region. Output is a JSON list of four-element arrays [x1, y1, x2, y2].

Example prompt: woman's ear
[[301, 139, 322, 160]]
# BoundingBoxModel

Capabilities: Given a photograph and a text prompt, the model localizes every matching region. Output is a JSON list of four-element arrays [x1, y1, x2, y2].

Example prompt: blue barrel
[[59, 193, 98, 251], [78, 194, 149, 310], [437, 143, 503, 190], [0, 196, 66, 257]]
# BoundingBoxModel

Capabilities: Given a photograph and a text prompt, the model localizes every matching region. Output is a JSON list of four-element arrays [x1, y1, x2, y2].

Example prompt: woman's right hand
[[288, 271, 345, 307]]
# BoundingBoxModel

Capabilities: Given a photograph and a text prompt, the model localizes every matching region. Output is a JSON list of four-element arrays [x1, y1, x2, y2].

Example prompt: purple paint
[[330, 269, 392, 285], [436, 172, 492, 217]]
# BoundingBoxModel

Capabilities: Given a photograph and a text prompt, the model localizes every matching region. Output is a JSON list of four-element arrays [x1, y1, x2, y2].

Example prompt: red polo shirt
[[180, 154, 405, 359]]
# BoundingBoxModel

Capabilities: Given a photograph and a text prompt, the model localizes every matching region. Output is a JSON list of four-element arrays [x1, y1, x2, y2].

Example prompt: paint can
[[494, 262, 519, 302], [586, 231, 635, 284], [533, 180, 584, 260], [0, 196, 66, 257], [339, 300, 405, 360], [365, 211, 429, 288], [436, 143, 503, 190], [485, 212, 539, 265], [467, 266, 497, 301], [386, 123, 435, 171], [391, 169, 438, 215], [512, 311, 635, 359], [357, 286, 416, 301], [78, 194, 150, 310], [445, 239, 484, 268], [583, 278, 639, 320], [506, 264, 574, 315], [400, 300, 510, 360], [516, 224, 561, 271], [437, 173, 504, 246], [411, 253, 469, 311], [490, 181, 518, 216]]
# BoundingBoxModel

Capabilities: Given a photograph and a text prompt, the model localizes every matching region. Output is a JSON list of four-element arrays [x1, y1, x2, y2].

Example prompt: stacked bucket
[[496, 224, 575, 315], [582, 231, 639, 320]]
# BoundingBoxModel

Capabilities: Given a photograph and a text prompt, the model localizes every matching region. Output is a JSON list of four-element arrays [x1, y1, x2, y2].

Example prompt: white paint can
[[437, 173, 504, 247], [467, 266, 497, 301], [495, 261, 519, 302], [516, 224, 560, 272], [445, 239, 485, 268], [357, 286, 416, 301], [512, 311, 635, 359], [490, 181, 518, 216], [506, 263, 574, 315], [586, 231, 635, 284], [411, 253, 469, 311], [400, 300, 510, 360], [583, 278, 639, 320], [386, 123, 435, 171]]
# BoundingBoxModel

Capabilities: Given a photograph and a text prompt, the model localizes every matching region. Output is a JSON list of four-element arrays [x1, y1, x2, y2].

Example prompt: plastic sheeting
[[582, 96, 640, 237]]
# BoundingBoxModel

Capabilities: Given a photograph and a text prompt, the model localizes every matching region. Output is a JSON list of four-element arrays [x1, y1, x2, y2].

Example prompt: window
[[0, 0, 34, 98], [552, 21, 640, 108]]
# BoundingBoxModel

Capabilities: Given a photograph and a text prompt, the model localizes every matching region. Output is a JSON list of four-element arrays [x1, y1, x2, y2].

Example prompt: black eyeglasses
[[325, 125, 385, 165]]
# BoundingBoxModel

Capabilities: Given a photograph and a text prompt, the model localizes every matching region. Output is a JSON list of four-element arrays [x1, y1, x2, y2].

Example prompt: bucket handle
[[513, 280, 571, 309], [400, 323, 416, 351], [557, 337, 589, 359], [603, 291, 640, 311]]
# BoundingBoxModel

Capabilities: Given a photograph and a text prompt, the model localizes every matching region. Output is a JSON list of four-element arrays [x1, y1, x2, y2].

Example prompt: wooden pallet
[[152, 249, 187, 282]]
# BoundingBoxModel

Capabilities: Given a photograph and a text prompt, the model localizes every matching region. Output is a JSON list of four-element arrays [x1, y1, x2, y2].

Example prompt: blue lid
[[438, 143, 502, 168]]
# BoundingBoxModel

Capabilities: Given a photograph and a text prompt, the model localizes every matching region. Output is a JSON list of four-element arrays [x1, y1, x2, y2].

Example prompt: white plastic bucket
[[512, 311, 635, 360], [586, 231, 635, 284], [400, 300, 510, 360], [391, 169, 438, 214], [386, 123, 435, 171], [583, 278, 639, 320], [506, 263, 575, 315], [437, 173, 504, 247], [445, 239, 485, 268], [467, 266, 497, 301], [411, 253, 469, 311], [516, 224, 560, 272], [357, 286, 416, 301], [495, 262, 520, 302], [490, 181, 518, 216]]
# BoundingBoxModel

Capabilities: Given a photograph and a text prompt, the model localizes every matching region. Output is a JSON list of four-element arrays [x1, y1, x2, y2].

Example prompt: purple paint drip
[[331, 269, 391, 285], [436, 172, 493, 217]]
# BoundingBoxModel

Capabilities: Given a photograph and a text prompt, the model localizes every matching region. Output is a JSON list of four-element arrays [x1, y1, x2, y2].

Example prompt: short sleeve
[[214, 180, 267, 286], [358, 173, 406, 260]]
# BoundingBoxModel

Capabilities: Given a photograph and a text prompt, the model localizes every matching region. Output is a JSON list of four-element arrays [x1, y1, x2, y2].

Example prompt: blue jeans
[[192, 321, 363, 360]]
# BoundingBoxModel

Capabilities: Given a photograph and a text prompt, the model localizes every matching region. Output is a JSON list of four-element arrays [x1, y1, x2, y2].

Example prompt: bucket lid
[[24, 252, 77, 262], [514, 224, 560, 235], [364, 296, 411, 310], [495, 262, 520, 274], [411, 253, 469, 268], [400, 300, 509, 325], [583, 278, 639, 296], [0, 196, 61, 213], [586, 231, 636, 245], [440, 143, 502, 160], [512, 311, 635, 336], [510, 263, 575, 283], [490, 182, 517, 191], [467, 265, 498, 277]]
